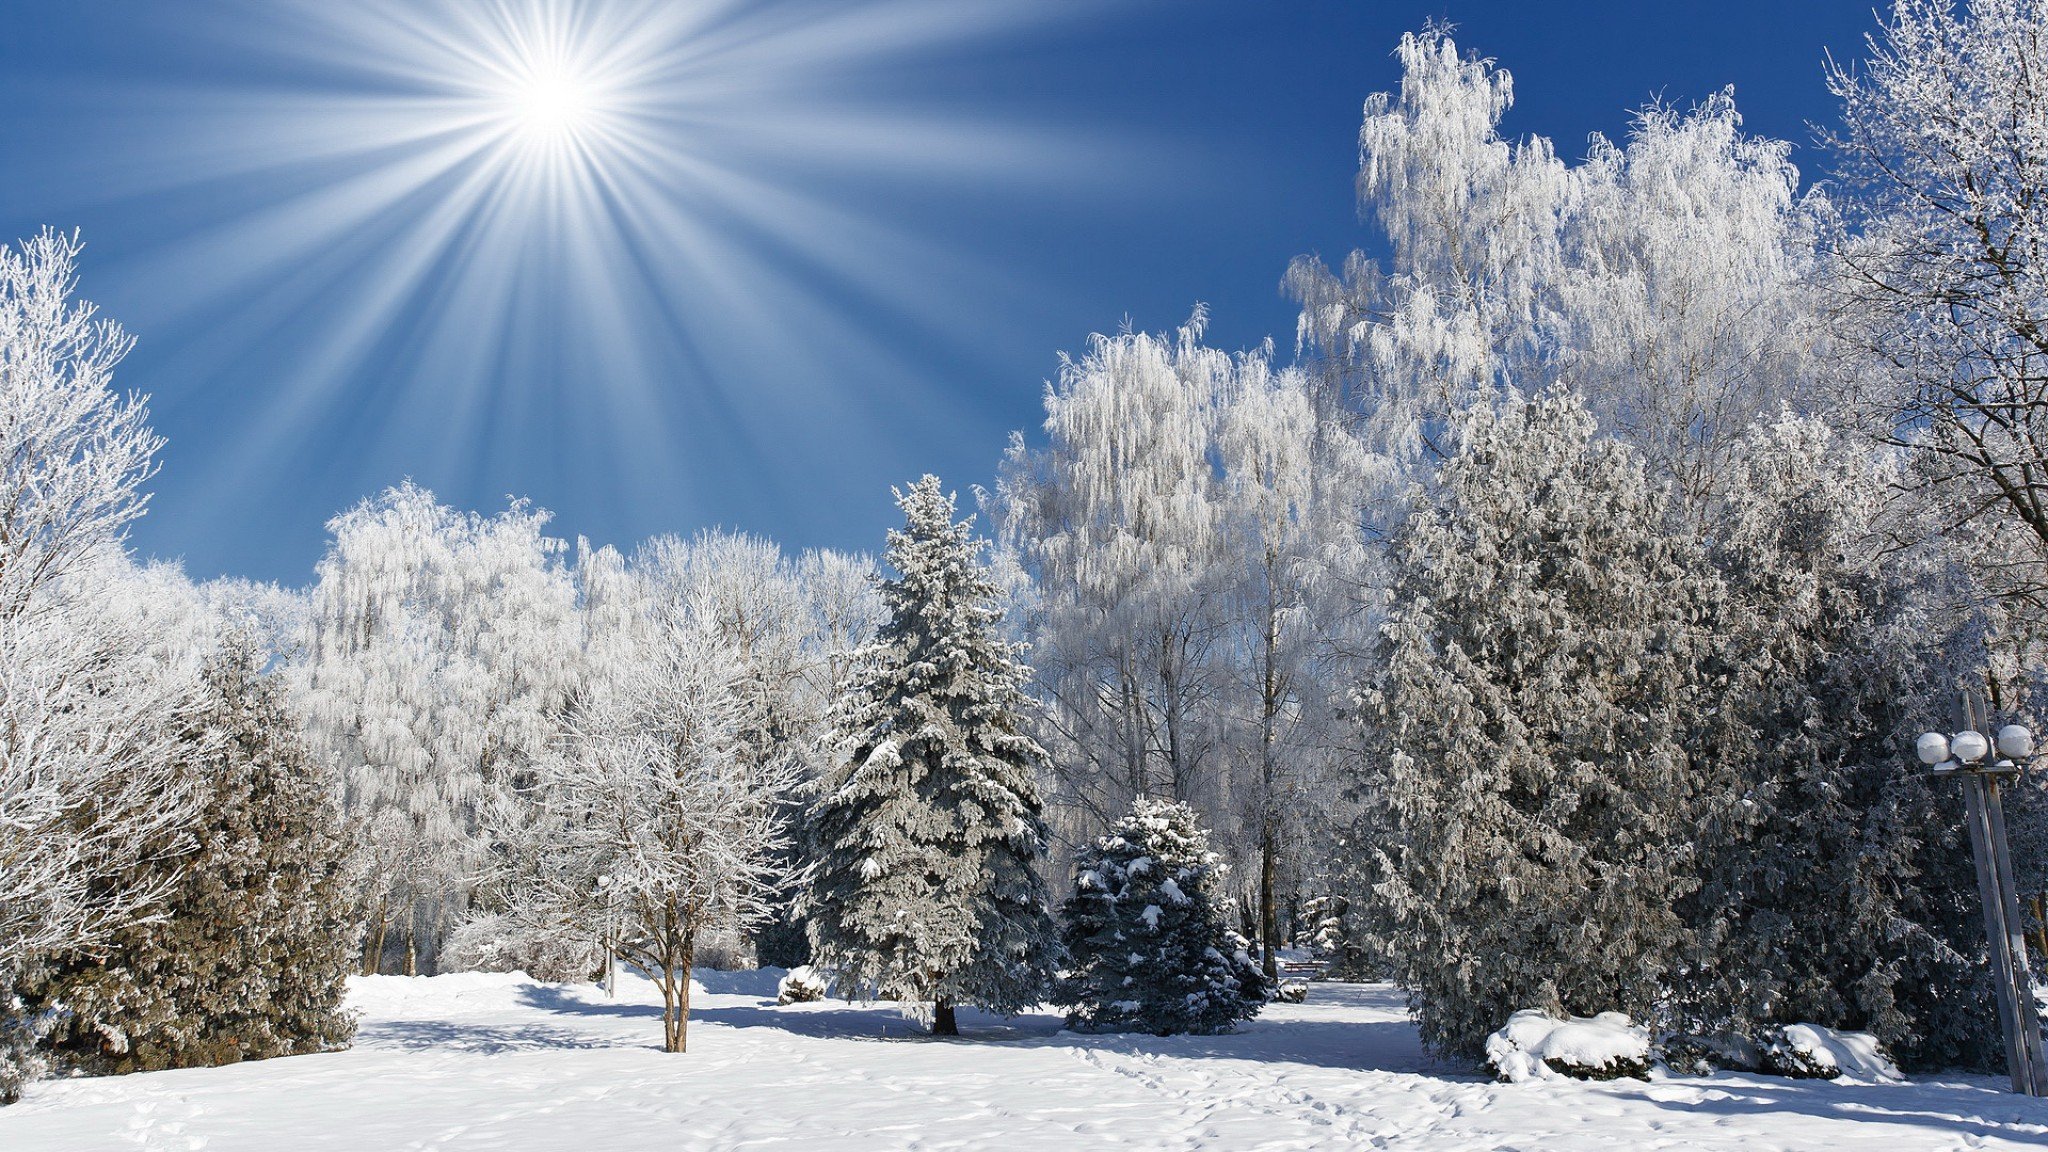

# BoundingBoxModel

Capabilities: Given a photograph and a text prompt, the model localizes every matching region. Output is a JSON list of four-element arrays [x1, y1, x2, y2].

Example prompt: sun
[[512, 70, 594, 135], [503, 61, 603, 144]]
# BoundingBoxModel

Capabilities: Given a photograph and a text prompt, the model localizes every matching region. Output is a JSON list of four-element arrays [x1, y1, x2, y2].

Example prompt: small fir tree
[[1056, 797, 1267, 1034], [803, 476, 1059, 1035], [26, 644, 358, 1075]]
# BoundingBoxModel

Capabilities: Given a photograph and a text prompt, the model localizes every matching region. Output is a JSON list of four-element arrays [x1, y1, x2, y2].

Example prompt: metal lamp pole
[[1917, 695, 2048, 1095]]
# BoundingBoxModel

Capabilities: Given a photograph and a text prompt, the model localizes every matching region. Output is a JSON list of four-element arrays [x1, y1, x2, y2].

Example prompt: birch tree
[[996, 315, 1230, 830], [1825, 0, 2048, 621], [0, 230, 193, 986], [296, 483, 580, 974]]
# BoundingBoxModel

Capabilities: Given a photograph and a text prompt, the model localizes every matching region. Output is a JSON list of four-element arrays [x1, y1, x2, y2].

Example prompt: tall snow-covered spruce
[[1055, 797, 1266, 1035], [803, 476, 1058, 1036]]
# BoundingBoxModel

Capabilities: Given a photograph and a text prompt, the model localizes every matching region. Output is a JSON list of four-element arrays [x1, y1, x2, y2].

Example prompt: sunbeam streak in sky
[[47, 0, 1107, 576]]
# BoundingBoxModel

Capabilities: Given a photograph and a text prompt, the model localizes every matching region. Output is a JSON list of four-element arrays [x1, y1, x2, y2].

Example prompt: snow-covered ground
[[5, 970, 2048, 1151]]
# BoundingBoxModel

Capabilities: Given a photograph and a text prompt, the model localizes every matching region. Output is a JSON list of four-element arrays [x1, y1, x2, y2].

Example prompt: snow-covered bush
[[0, 990, 57, 1105], [1658, 1032, 1763, 1076], [1273, 981, 1309, 1004], [1055, 797, 1268, 1035], [777, 966, 830, 1005], [441, 914, 601, 984], [1485, 1009, 1653, 1082], [1761, 1024, 1902, 1081]]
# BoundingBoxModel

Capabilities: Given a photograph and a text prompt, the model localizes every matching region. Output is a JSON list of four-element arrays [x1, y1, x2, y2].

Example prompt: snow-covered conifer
[[1055, 797, 1266, 1035], [804, 476, 1058, 1035], [1358, 389, 1720, 1058], [1684, 417, 1995, 1068], [23, 643, 357, 1075]]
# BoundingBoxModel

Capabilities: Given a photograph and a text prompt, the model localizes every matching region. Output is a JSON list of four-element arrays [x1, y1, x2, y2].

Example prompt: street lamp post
[[1917, 693, 2048, 1095]]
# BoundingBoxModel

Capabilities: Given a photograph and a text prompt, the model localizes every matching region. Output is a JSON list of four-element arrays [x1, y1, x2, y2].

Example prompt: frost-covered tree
[[1055, 798, 1266, 1035], [1285, 26, 1564, 468], [795, 547, 886, 733], [1825, 0, 2048, 625], [295, 483, 580, 974], [23, 643, 357, 1075], [1358, 389, 1720, 1058], [995, 314, 1232, 827], [997, 315, 1373, 966], [0, 230, 161, 620], [0, 554, 206, 1103], [1288, 28, 1831, 523], [1212, 360, 1373, 977], [499, 584, 799, 1053], [1558, 94, 1831, 522], [0, 229, 193, 1010], [804, 476, 1059, 1036]]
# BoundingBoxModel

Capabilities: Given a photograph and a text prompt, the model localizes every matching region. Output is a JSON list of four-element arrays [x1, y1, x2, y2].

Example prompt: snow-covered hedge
[[1760, 1024, 1900, 1081], [1484, 1010, 1652, 1082]]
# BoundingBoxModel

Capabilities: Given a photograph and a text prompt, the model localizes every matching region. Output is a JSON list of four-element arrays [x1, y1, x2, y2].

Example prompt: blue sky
[[0, 0, 1880, 586]]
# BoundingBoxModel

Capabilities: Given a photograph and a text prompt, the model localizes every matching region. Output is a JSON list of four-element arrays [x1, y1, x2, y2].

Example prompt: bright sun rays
[[508, 70, 597, 138], [88, 0, 1089, 532]]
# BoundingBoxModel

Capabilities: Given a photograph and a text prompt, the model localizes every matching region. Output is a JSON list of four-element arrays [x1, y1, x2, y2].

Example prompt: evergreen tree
[[1358, 389, 1722, 1058], [1685, 417, 1996, 1068], [803, 476, 1059, 1035], [25, 644, 358, 1075], [1055, 797, 1266, 1035]]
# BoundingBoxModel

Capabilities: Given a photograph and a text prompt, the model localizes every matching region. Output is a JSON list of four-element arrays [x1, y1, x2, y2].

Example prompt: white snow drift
[[4, 971, 2046, 1151]]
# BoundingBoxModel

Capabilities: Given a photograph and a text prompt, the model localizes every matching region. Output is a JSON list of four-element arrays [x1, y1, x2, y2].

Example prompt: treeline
[[3, 0, 2046, 1095]]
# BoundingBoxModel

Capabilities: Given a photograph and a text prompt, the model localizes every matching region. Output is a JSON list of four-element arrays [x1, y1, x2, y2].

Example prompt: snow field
[[5, 971, 2048, 1151]]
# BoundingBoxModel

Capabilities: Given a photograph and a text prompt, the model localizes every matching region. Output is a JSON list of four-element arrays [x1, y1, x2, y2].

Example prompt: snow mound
[[692, 967, 786, 999], [1485, 1009, 1652, 1082], [345, 971, 538, 1013], [1762, 1023, 1901, 1081]]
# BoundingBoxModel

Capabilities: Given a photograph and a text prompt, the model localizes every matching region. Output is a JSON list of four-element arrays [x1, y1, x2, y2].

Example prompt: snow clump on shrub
[[1761, 1024, 1901, 1081], [1484, 1009, 1653, 1082], [776, 966, 830, 1005]]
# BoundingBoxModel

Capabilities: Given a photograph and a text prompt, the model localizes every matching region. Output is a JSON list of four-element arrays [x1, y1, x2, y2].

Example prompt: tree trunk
[[404, 926, 418, 978], [1258, 570, 1283, 983], [362, 900, 389, 977], [1260, 823, 1280, 982], [658, 924, 697, 1052], [932, 998, 959, 1036], [1161, 630, 1187, 799]]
